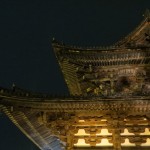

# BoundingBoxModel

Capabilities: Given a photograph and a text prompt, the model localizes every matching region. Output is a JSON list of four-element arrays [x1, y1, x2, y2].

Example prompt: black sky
[[0, 0, 150, 149]]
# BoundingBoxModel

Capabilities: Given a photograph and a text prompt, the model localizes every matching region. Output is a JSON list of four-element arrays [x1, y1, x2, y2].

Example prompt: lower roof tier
[[1, 94, 150, 150]]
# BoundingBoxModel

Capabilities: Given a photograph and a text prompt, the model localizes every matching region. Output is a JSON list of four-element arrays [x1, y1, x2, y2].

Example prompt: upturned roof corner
[[144, 9, 150, 20]]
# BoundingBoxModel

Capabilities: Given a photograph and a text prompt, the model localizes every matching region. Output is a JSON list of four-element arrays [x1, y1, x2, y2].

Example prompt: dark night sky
[[0, 0, 150, 149]]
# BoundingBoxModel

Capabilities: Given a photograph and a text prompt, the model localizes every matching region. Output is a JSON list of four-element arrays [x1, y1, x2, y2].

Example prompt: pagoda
[[0, 10, 150, 150]]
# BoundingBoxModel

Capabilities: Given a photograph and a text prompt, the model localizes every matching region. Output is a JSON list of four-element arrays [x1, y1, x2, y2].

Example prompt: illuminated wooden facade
[[0, 10, 150, 150]]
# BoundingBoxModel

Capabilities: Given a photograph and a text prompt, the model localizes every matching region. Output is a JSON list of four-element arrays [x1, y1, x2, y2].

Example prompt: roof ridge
[[114, 9, 150, 47]]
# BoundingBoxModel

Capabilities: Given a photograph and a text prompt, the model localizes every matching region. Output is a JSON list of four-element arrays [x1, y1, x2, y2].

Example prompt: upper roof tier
[[115, 9, 150, 47], [52, 10, 150, 50], [52, 10, 150, 96]]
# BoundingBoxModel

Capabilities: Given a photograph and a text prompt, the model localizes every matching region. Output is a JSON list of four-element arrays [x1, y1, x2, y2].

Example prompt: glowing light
[[78, 120, 85, 122], [101, 119, 107, 121], [140, 128, 150, 135], [74, 139, 90, 147], [121, 138, 136, 146], [96, 138, 113, 146], [141, 138, 150, 146], [97, 129, 112, 135], [74, 138, 113, 147], [121, 129, 134, 135], [75, 129, 89, 136]]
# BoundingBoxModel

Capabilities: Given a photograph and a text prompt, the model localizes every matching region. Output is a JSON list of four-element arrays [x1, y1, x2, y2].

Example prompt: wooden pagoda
[[0, 10, 150, 150]]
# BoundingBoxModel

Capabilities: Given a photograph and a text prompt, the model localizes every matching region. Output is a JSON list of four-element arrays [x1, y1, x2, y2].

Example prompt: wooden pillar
[[111, 115, 122, 150], [112, 128, 121, 150], [66, 133, 74, 150], [66, 124, 75, 150]]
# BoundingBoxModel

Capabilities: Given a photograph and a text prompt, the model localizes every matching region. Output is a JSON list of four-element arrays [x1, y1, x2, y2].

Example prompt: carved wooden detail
[[36, 111, 150, 149]]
